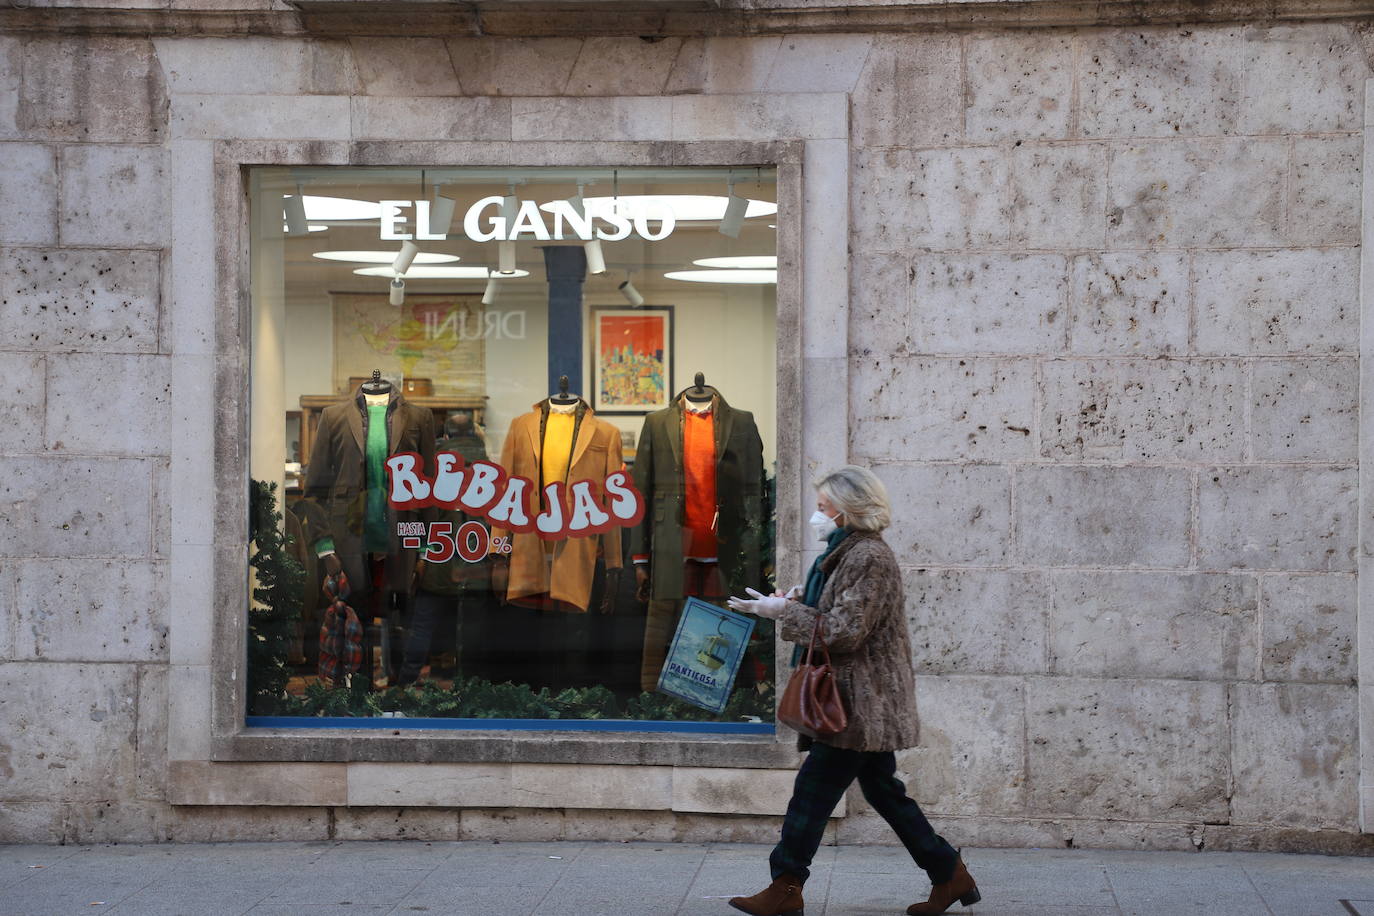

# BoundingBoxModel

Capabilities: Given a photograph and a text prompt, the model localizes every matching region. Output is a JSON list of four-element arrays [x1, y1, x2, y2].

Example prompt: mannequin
[[487, 381, 625, 690], [303, 370, 436, 684], [630, 373, 766, 691], [398, 411, 493, 687], [491, 378, 625, 614]]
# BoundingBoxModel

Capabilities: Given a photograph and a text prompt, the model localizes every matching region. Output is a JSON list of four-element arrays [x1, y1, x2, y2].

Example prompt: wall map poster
[[590, 306, 673, 415], [656, 598, 755, 714], [332, 293, 486, 396]]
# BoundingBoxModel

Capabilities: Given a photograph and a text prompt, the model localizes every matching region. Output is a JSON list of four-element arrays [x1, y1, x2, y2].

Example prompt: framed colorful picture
[[590, 305, 674, 415]]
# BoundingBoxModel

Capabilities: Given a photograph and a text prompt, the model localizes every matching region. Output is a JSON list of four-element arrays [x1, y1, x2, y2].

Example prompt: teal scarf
[[792, 527, 852, 665], [804, 526, 852, 607]]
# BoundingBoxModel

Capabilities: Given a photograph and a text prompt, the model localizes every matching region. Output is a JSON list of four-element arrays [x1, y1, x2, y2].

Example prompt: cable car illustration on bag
[[696, 616, 733, 670]]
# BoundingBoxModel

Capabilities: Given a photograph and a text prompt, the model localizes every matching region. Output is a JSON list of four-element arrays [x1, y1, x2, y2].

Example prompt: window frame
[[208, 139, 806, 768]]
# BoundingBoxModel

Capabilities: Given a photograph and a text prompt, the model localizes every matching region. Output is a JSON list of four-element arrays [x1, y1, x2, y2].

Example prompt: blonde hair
[[815, 465, 891, 532]]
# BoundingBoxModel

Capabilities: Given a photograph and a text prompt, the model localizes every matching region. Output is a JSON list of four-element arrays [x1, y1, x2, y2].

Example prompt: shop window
[[245, 165, 779, 733]]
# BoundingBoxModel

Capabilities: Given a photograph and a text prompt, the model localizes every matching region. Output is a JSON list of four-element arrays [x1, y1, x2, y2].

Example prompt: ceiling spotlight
[[498, 241, 517, 275], [693, 256, 778, 269], [389, 277, 405, 306], [482, 272, 500, 306], [392, 241, 420, 275], [284, 186, 308, 236], [568, 183, 586, 219], [428, 189, 456, 237], [313, 250, 459, 264], [619, 278, 644, 307], [719, 190, 748, 239], [584, 239, 606, 275], [665, 269, 777, 285]]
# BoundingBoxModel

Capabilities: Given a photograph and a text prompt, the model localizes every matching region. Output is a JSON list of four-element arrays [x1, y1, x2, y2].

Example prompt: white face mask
[[809, 509, 840, 542]]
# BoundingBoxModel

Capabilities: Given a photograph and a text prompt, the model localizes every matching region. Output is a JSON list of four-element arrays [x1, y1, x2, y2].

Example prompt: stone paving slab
[[1, 841, 1373, 915]]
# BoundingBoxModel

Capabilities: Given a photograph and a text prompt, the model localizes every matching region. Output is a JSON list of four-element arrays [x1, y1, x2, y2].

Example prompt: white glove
[[783, 584, 803, 600], [727, 587, 786, 619]]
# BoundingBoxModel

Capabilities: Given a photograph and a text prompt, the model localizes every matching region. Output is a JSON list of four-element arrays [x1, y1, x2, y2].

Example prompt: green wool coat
[[629, 392, 766, 601]]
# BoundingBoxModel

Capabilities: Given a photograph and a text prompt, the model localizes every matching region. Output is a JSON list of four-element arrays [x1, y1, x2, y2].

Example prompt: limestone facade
[[1, 2, 1373, 852]]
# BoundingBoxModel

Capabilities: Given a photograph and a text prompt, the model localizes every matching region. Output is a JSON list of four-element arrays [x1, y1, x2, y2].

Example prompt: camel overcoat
[[777, 531, 920, 752], [494, 400, 624, 613]]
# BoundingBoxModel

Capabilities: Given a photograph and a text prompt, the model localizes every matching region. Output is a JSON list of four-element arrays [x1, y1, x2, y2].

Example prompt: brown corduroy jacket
[[777, 531, 921, 752], [302, 387, 436, 595]]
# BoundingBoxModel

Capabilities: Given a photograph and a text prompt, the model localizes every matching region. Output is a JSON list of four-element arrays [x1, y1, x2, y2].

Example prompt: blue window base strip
[[246, 715, 775, 735]]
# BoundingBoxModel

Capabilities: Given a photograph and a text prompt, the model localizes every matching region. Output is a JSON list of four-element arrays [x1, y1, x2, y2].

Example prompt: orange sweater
[[683, 409, 717, 559]]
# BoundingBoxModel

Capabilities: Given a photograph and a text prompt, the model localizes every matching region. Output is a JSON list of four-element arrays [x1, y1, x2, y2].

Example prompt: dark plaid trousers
[[769, 742, 959, 885]]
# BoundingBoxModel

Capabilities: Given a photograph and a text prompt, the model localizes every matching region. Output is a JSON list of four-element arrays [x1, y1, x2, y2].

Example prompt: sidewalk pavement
[[3, 839, 1373, 916]]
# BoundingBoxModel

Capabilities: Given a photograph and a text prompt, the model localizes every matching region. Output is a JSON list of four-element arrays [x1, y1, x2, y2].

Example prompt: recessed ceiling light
[[283, 196, 384, 222], [664, 269, 777, 285], [314, 251, 461, 264], [354, 266, 531, 279], [692, 256, 778, 269], [544, 195, 777, 222], [283, 224, 329, 233]]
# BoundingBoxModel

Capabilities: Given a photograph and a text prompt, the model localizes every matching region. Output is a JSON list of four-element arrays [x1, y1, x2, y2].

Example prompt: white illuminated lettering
[[386, 196, 695, 243], [545, 199, 594, 241], [509, 199, 552, 240], [634, 199, 675, 241], [379, 200, 411, 240], [597, 203, 633, 242], [415, 200, 446, 240], [463, 195, 506, 243]]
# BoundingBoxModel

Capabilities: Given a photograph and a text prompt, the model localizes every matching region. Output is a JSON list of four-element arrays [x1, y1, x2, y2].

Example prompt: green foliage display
[[273, 675, 774, 724], [247, 479, 306, 715], [243, 469, 782, 726]]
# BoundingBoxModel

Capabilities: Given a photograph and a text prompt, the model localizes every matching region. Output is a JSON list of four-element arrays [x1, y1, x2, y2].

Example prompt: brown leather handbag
[[777, 615, 848, 738]]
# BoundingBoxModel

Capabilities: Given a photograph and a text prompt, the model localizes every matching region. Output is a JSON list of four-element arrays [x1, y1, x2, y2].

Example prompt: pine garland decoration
[[247, 479, 305, 715]]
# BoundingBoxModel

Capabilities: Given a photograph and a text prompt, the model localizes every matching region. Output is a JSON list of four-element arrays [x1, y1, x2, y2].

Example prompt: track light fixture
[[389, 277, 405, 306], [482, 271, 500, 306], [284, 184, 308, 236], [428, 187, 456, 237], [719, 179, 747, 239], [392, 241, 420, 276], [498, 241, 517, 275], [585, 238, 606, 275], [619, 276, 644, 306], [567, 183, 586, 219]]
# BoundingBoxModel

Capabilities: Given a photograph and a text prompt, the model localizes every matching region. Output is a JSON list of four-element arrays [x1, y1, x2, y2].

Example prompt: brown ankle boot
[[906, 854, 980, 915], [729, 874, 805, 916]]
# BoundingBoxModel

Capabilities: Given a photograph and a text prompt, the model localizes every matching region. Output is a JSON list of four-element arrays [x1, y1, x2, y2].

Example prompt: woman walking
[[726, 465, 980, 916]]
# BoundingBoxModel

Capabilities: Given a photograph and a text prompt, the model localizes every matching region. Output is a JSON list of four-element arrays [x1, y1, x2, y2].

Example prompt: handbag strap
[[805, 615, 831, 666]]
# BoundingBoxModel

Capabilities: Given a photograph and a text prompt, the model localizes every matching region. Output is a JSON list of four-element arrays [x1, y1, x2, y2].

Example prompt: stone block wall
[[844, 22, 1370, 850], [0, 16, 1371, 849]]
